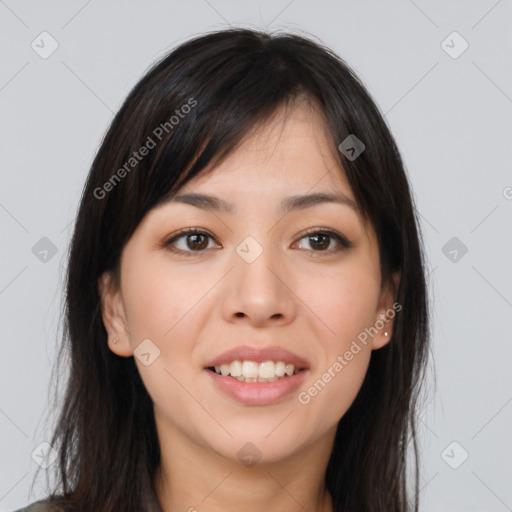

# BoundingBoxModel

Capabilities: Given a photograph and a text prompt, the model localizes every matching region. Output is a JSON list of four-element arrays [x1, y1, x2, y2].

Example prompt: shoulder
[[11, 500, 50, 512]]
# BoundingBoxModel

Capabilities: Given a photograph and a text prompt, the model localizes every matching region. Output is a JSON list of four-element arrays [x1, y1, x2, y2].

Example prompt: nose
[[221, 239, 297, 328]]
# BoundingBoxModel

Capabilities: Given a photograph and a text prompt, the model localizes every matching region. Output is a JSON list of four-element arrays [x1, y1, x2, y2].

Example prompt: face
[[99, 98, 398, 466]]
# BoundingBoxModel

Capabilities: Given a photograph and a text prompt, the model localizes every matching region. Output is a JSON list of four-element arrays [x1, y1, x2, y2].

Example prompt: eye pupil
[[310, 234, 329, 250], [187, 234, 208, 250]]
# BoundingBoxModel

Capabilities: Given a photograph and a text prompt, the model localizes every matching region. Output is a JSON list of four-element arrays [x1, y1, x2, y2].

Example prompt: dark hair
[[34, 27, 431, 512]]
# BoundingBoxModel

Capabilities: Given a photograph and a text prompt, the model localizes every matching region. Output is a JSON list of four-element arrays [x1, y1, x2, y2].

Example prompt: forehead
[[184, 99, 353, 198]]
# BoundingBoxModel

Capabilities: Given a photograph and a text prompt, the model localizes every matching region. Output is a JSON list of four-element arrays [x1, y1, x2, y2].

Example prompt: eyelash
[[163, 227, 353, 256]]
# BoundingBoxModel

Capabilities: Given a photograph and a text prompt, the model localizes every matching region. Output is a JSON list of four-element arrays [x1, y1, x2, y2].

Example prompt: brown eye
[[306, 233, 330, 250], [163, 227, 353, 257], [184, 233, 209, 250], [164, 229, 218, 254], [295, 229, 353, 253]]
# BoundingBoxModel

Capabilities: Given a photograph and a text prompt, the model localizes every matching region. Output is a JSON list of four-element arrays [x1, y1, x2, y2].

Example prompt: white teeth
[[211, 360, 300, 381], [241, 361, 259, 378], [275, 361, 286, 377], [259, 361, 275, 379], [230, 360, 242, 377]]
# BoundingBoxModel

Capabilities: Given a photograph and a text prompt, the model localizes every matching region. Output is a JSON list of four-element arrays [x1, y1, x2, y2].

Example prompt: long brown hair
[[34, 27, 431, 512]]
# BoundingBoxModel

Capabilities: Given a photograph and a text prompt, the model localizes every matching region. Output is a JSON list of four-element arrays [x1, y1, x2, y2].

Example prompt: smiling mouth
[[205, 360, 305, 383]]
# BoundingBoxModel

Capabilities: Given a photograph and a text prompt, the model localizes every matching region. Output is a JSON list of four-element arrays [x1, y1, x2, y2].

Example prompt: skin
[[99, 97, 399, 512]]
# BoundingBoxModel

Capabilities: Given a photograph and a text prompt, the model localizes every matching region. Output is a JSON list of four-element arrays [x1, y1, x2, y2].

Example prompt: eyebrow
[[165, 191, 359, 215]]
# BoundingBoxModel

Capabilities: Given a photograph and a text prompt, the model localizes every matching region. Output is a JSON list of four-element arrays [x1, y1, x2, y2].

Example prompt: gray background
[[1, 1, 511, 511]]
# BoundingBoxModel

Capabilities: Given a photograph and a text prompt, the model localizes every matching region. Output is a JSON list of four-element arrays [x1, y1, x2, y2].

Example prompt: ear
[[371, 271, 401, 351], [97, 271, 133, 357]]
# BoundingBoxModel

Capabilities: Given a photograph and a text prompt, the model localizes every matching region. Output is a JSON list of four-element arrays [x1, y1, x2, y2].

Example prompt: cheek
[[121, 255, 207, 342], [292, 263, 378, 421], [297, 347, 372, 433], [297, 262, 380, 349], [297, 302, 374, 427], [123, 277, 174, 341]]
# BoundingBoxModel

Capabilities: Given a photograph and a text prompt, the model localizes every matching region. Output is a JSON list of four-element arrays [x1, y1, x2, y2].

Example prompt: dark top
[[12, 500, 49, 512]]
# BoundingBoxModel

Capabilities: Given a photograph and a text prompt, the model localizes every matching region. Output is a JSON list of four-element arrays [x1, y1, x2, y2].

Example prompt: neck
[[155, 465, 334, 512]]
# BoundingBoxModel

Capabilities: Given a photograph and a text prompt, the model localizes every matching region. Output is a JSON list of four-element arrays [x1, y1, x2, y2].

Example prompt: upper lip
[[203, 345, 310, 370]]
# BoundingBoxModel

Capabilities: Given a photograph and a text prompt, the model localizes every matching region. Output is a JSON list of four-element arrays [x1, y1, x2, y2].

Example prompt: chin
[[205, 424, 306, 464]]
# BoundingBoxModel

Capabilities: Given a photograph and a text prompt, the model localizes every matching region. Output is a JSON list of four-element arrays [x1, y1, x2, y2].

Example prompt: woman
[[17, 27, 430, 512]]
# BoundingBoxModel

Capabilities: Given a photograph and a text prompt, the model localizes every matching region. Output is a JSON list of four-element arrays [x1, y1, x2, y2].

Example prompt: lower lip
[[205, 369, 309, 406]]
